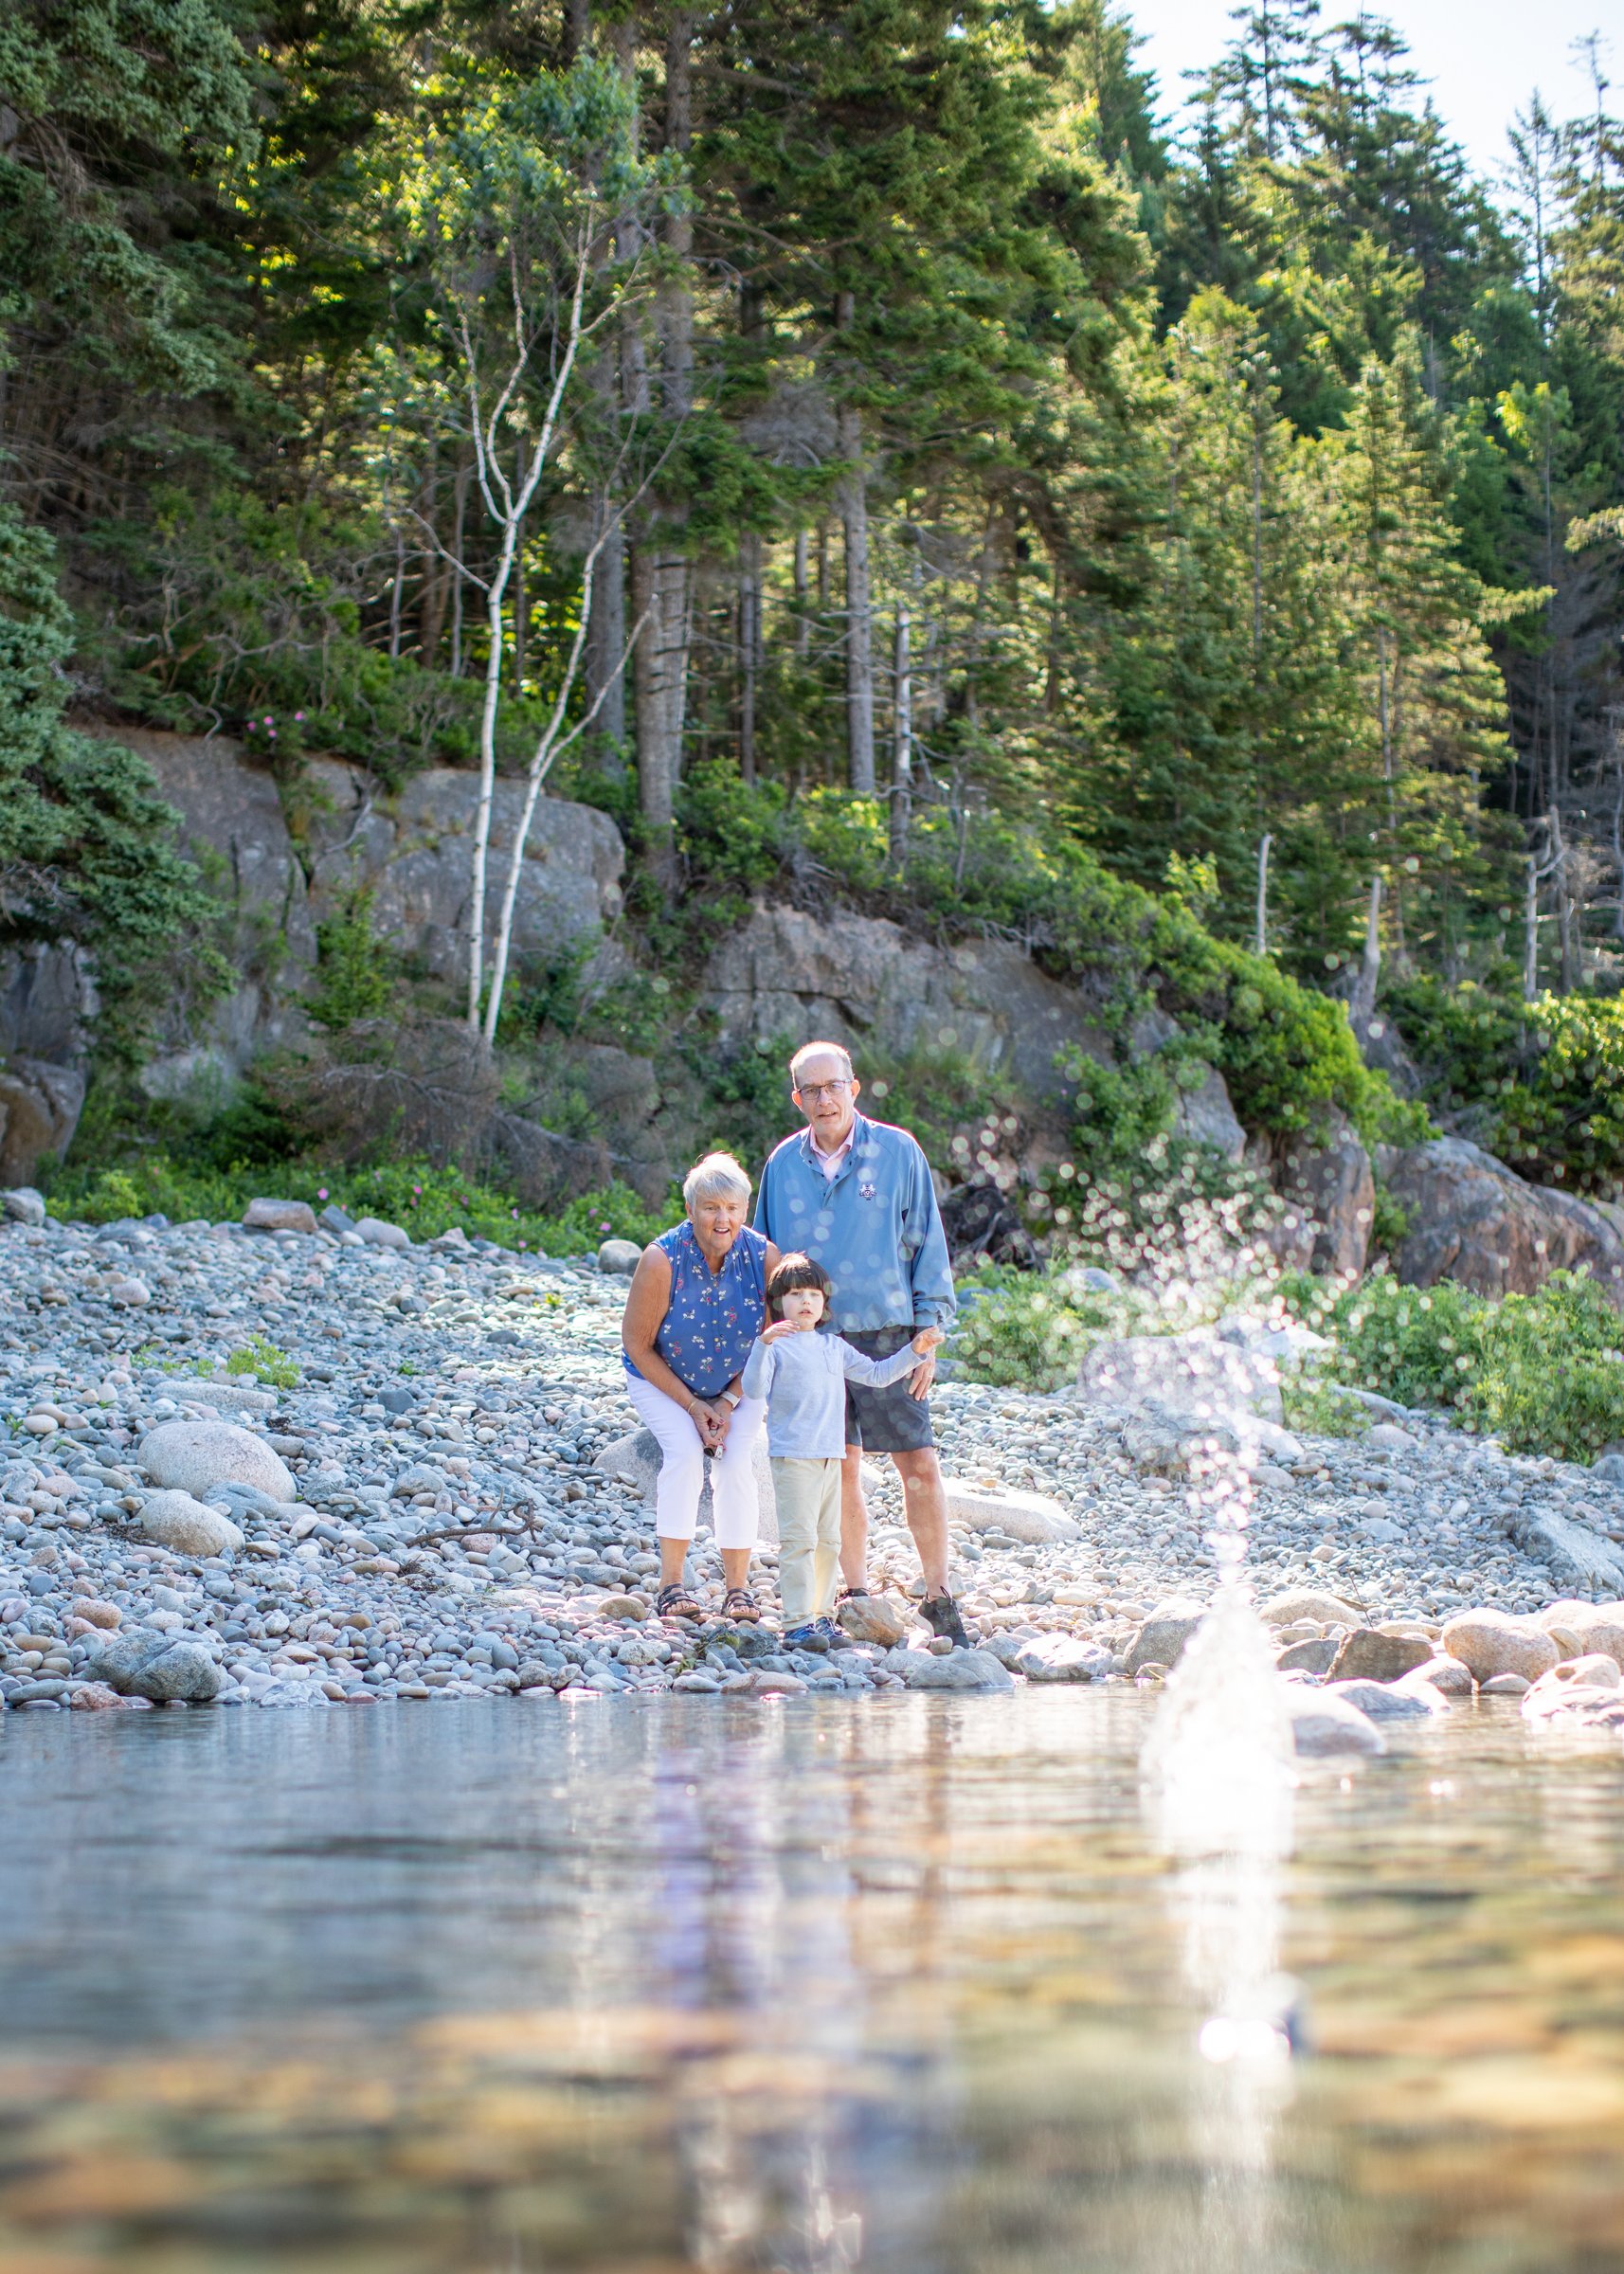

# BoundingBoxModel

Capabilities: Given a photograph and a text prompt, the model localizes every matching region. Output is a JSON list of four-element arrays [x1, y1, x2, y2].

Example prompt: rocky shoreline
[[4, 1204, 1624, 1728]]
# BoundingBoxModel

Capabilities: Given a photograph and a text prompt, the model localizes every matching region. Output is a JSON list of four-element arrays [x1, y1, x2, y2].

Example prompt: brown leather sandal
[[722, 1587, 763, 1624], [656, 1581, 705, 1620]]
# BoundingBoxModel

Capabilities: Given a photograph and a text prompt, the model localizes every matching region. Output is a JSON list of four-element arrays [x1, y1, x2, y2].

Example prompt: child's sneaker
[[784, 1621, 829, 1652]]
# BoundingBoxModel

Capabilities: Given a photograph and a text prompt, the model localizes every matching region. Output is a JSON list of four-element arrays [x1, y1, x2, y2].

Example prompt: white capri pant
[[624, 1374, 767, 1549]]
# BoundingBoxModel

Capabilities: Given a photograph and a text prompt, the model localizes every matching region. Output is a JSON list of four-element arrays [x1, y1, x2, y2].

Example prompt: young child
[[742, 1252, 943, 1647]]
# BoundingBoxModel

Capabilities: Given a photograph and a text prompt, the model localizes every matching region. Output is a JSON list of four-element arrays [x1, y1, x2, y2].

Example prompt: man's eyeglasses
[[795, 1080, 851, 1103]]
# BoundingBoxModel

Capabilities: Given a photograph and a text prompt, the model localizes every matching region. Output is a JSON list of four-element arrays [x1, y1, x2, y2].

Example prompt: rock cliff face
[[92, 728, 624, 1092], [700, 901, 1245, 1157]]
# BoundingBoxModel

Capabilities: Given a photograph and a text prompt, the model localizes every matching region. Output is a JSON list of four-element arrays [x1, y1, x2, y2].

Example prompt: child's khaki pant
[[772, 1456, 842, 1627]]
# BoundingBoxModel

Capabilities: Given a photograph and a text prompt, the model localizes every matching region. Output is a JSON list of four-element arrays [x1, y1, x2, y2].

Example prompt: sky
[[1127, 0, 1615, 185]]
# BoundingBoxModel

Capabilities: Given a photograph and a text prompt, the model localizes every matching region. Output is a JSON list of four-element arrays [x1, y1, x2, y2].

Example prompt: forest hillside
[[2, 0, 1624, 1447]]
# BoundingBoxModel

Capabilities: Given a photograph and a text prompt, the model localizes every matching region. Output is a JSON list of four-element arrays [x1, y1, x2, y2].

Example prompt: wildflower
[[317, 1187, 328, 1200]]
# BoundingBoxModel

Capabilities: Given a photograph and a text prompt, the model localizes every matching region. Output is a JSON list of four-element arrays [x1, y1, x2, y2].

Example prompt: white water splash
[[1141, 1441, 1302, 2271]]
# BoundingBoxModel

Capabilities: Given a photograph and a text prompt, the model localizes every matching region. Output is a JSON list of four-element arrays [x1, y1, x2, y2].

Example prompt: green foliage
[[1382, 979, 1624, 1193], [946, 1269, 1109, 1393], [1280, 1378, 1373, 1439], [1492, 995, 1624, 1195], [226, 1337, 300, 1390], [791, 791, 1416, 1145], [0, 504, 227, 1056], [677, 761, 787, 890], [796, 792, 891, 894], [1293, 1268, 1624, 1463], [307, 889, 396, 1031], [43, 1149, 670, 1255], [1056, 1045, 1177, 1182]]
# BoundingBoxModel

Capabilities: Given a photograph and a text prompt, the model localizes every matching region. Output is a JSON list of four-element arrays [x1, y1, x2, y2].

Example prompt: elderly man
[[754, 1038, 969, 1648]]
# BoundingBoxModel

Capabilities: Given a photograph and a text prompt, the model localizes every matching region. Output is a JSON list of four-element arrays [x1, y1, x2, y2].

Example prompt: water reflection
[[2, 1695, 1624, 2271]]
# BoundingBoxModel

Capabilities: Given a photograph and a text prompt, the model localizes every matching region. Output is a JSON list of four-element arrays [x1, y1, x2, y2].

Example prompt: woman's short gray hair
[[683, 1150, 752, 1210]]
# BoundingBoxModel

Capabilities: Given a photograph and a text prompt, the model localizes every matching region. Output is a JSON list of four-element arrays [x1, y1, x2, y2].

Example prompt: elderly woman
[[622, 1151, 781, 1621]]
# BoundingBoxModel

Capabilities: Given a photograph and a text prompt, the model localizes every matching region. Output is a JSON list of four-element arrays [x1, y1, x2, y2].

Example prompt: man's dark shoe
[[920, 1591, 970, 1651]]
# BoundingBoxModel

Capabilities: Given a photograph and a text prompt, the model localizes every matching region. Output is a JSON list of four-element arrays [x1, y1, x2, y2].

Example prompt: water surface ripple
[[3, 1692, 1623, 2272]]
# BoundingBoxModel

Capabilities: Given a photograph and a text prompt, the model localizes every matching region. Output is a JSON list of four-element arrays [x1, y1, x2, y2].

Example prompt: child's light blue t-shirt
[[741, 1329, 922, 1460]]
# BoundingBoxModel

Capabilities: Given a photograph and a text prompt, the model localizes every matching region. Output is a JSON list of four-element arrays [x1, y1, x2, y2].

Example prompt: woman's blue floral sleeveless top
[[623, 1221, 768, 1399]]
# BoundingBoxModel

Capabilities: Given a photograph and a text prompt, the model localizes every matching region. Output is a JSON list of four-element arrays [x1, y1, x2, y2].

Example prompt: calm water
[[3, 1692, 1623, 2274]]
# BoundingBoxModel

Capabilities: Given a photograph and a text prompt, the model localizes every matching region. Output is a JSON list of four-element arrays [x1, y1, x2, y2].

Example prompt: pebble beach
[[5, 1205, 1624, 1720]]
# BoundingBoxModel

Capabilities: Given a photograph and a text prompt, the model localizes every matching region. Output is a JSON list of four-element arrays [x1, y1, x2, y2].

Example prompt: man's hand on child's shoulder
[[911, 1326, 945, 1355]]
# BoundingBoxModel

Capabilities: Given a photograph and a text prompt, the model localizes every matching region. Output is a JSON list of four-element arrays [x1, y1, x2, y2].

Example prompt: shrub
[[947, 1267, 1122, 1392], [1280, 1379, 1373, 1438], [1298, 1267, 1624, 1463], [307, 888, 397, 1029], [794, 788, 890, 894], [225, 1337, 300, 1389], [1495, 994, 1624, 1195], [42, 1150, 670, 1254], [1382, 977, 1624, 1194]]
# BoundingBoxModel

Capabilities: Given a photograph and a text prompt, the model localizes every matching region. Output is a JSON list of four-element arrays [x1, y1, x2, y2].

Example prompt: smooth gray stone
[[1327, 1676, 1443, 1722], [890, 1647, 1014, 1692], [139, 1419, 295, 1504], [85, 1632, 222, 1703], [1127, 1599, 1205, 1675]]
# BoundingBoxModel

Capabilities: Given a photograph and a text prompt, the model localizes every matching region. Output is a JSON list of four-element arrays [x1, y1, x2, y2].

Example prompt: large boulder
[[945, 1483, 1076, 1544], [0, 1056, 84, 1184], [889, 1646, 1014, 1691], [1326, 1676, 1444, 1722], [1507, 1506, 1624, 1594], [1439, 1608, 1561, 1685], [138, 1419, 296, 1504], [1382, 1137, 1624, 1308], [158, 1378, 277, 1415], [940, 1180, 1037, 1271], [244, 1197, 316, 1235], [836, 1593, 912, 1647], [1258, 1587, 1365, 1629], [88, 727, 625, 1089], [1522, 1656, 1624, 1728], [1535, 1601, 1624, 1670], [298, 755, 623, 989], [1285, 1687, 1385, 1757], [1015, 1633, 1113, 1682], [1330, 1628, 1434, 1684]]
